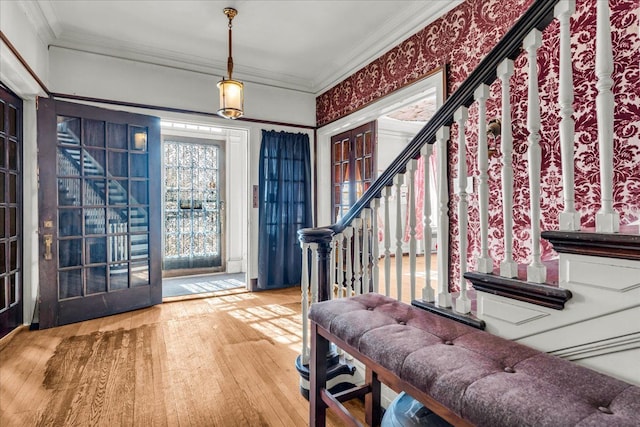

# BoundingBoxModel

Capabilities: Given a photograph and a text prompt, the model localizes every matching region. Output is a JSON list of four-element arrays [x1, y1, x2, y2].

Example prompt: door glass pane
[[86, 266, 107, 295], [58, 178, 81, 206], [0, 243, 5, 274], [85, 208, 106, 235], [86, 237, 107, 264], [108, 180, 128, 205], [58, 148, 82, 176], [106, 123, 127, 149], [130, 261, 149, 287], [59, 239, 82, 268], [0, 137, 5, 168], [9, 241, 17, 271], [59, 269, 82, 299], [110, 263, 129, 290], [0, 102, 4, 133], [84, 149, 106, 176], [9, 174, 16, 203], [130, 234, 148, 261], [84, 120, 105, 147], [8, 107, 17, 137], [0, 277, 5, 310], [58, 209, 82, 237], [131, 153, 148, 178], [9, 208, 16, 236], [108, 151, 128, 177], [8, 141, 17, 171], [9, 274, 17, 305], [130, 127, 147, 151], [57, 117, 81, 145], [130, 180, 148, 205]]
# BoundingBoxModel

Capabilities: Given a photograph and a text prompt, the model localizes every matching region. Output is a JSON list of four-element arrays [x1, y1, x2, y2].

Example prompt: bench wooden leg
[[310, 321, 329, 427], [365, 368, 382, 426]]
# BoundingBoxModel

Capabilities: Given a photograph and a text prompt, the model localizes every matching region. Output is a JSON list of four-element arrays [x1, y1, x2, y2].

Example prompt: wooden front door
[[37, 99, 161, 328], [0, 84, 23, 338]]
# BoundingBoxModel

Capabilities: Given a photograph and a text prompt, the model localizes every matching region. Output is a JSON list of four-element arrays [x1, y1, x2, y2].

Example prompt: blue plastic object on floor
[[381, 392, 452, 427]]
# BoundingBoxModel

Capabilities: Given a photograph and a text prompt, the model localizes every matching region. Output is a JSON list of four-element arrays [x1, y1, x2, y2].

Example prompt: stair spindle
[[455, 107, 471, 314], [421, 145, 435, 302], [362, 209, 371, 294], [555, 0, 581, 231], [352, 218, 362, 295], [595, 0, 620, 233], [524, 29, 547, 283], [498, 59, 518, 278], [371, 199, 380, 294], [383, 187, 392, 297], [474, 84, 494, 274], [436, 126, 452, 308], [407, 159, 418, 301], [344, 227, 354, 297], [394, 174, 404, 301]]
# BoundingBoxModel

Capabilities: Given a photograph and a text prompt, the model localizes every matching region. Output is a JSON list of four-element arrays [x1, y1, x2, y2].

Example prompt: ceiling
[[24, 0, 460, 95]]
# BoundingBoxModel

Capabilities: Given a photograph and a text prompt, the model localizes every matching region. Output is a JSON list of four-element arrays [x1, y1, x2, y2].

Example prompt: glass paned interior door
[[163, 139, 223, 272], [0, 86, 22, 338], [56, 116, 150, 298]]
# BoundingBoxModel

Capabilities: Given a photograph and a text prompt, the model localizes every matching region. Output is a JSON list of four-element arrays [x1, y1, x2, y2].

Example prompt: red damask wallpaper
[[317, 0, 640, 290]]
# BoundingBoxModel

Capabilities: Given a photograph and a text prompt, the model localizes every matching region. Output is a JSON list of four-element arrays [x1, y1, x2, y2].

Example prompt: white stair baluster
[[498, 59, 518, 278], [352, 218, 362, 295], [300, 242, 310, 364], [371, 199, 381, 294], [362, 209, 370, 294], [455, 107, 471, 314], [383, 187, 392, 297], [421, 144, 435, 302], [407, 159, 418, 302], [474, 84, 494, 273], [556, 0, 581, 231], [524, 29, 547, 283], [344, 227, 354, 297], [329, 234, 337, 298], [394, 174, 405, 301], [436, 127, 452, 308], [310, 243, 319, 305], [595, 0, 620, 232], [335, 232, 344, 298]]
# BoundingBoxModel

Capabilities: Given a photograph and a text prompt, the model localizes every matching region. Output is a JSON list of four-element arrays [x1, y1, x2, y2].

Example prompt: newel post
[[296, 227, 355, 399], [298, 227, 334, 302]]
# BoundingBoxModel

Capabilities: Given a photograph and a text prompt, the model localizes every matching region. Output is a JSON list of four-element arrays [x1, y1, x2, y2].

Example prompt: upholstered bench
[[308, 293, 640, 427]]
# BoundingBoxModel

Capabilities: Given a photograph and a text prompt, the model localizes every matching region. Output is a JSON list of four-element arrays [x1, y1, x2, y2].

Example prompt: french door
[[0, 84, 23, 338], [37, 99, 161, 328], [331, 121, 376, 222], [163, 137, 225, 273]]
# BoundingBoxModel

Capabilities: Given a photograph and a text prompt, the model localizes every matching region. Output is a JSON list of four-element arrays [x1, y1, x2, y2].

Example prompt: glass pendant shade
[[217, 78, 244, 119]]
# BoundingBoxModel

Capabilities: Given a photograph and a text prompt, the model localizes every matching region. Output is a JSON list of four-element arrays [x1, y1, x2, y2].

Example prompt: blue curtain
[[258, 130, 312, 289]]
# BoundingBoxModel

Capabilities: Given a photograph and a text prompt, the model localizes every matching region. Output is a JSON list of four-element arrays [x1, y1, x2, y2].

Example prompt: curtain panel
[[258, 130, 312, 289]]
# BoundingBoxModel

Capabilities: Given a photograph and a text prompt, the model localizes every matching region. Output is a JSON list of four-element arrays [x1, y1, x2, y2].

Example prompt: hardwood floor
[[0, 288, 363, 426], [0, 255, 438, 426]]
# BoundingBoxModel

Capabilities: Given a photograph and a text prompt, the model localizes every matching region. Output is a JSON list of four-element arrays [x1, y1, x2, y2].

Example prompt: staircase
[[297, 0, 640, 393], [56, 123, 149, 277]]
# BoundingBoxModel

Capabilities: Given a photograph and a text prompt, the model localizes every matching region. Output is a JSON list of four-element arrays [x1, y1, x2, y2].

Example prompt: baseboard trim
[[0, 324, 28, 352]]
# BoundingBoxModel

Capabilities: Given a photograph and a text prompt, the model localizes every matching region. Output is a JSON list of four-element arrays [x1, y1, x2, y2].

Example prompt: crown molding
[[18, 0, 60, 45], [312, 1, 463, 94]]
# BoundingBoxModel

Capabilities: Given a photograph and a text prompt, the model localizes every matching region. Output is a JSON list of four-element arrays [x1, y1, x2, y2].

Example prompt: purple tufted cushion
[[308, 293, 640, 427]]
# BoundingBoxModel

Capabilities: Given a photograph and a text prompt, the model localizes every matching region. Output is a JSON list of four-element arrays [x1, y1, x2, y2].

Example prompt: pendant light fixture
[[217, 7, 244, 119]]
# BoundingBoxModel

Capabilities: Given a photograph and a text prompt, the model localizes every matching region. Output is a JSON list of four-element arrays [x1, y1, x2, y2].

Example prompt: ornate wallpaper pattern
[[317, 0, 640, 290]]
